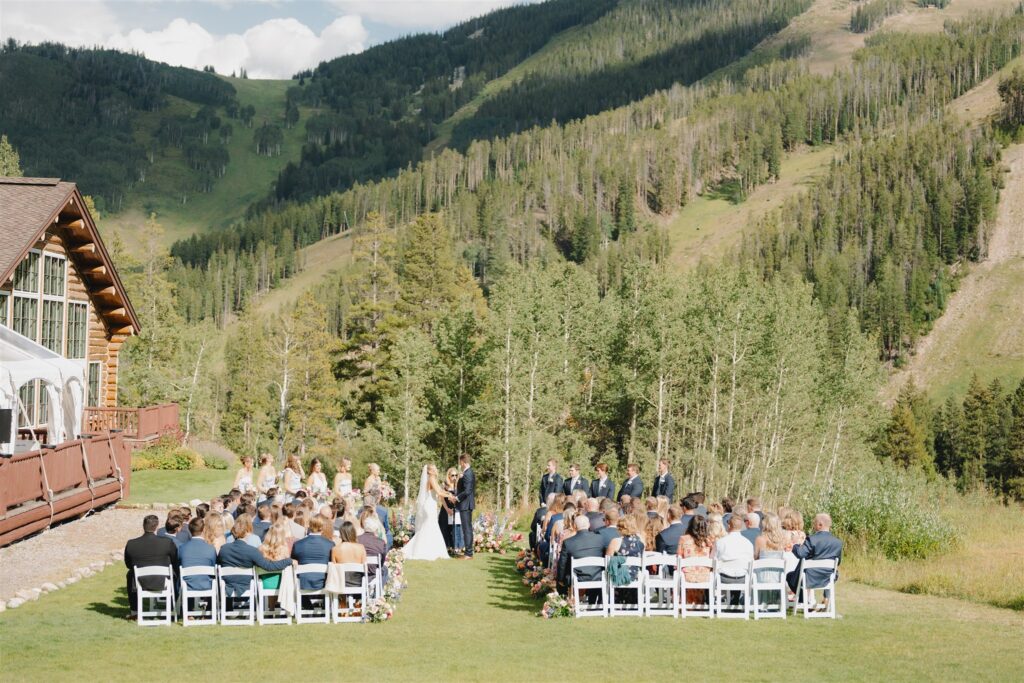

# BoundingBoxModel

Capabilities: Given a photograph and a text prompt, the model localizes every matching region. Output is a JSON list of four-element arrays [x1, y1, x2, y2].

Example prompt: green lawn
[[124, 469, 235, 506], [2, 553, 1022, 681]]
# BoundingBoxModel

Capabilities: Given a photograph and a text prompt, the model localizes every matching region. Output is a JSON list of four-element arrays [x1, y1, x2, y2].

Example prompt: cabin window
[[41, 300, 63, 353], [43, 255, 65, 297], [18, 382, 35, 428], [0, 290, 8, 326], [39, 382, 50, 425], [88, 362, 102, 407], [67, 302, 88, 358], [12, 295, 38, 341], [13, 251, 40, 293]]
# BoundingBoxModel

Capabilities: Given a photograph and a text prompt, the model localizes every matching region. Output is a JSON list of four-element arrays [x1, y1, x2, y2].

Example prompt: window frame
[[12, 293, 39, 341], [12, 249, 40, 294], [88, 361, 103, 408], [66, 301, 89, 359]]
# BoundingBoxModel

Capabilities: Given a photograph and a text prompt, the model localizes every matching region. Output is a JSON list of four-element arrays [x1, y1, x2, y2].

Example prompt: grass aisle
[[1, 553, 1022, 681]]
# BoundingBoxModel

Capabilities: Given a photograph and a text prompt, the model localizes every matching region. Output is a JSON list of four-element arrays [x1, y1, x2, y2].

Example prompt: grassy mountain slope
[[105, 77, 310, 247]]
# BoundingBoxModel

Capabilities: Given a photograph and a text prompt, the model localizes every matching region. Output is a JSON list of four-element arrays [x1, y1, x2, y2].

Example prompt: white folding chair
[[750, 558, 787, 620], [179, 566, 218, 626], [794, 558, 837, 619], [571, 556, 608, 618], [608, 556, 644, 616], [217, 566, 256, 625], [255, 569, 292, 625], [332, 563, 368, 623], [295, 563, 332, 624], [366, 555, 385, 599], [642, 552, 679, 618], [714, 560, 751, 619], [679, 557, 715, 618], [134, 565, 175, 626]]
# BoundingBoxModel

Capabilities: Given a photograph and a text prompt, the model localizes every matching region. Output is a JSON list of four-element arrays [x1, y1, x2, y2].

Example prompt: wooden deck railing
[[82, 403, 179, 441], [0, 432, 131, 546]]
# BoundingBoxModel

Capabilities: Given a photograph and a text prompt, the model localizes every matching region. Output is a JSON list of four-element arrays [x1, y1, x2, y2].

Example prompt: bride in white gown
[[403, 464, 455, 561]]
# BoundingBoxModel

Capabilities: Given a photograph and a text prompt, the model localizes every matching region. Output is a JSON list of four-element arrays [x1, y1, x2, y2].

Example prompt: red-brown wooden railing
[[82, 403, 179, 441], [0, 432, 131, 546]]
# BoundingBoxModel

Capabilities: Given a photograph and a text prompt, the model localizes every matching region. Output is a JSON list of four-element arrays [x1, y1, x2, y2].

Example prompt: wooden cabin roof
[[0, 177, 141, 334]]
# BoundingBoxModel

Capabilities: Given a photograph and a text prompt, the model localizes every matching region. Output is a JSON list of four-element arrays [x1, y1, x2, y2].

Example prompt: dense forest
[[0, 41, 239, 210], [879, 379, 1024, 501], [273, 0, 617, 203], [448, 0, 812, 148]]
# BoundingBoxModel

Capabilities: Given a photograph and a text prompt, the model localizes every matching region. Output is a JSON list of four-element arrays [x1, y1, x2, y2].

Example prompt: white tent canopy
[[0, 324, 85, 455]]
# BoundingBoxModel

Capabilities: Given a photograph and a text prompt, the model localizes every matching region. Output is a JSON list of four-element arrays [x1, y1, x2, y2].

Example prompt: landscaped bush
[[801, 466, 955, 560], [132, 437, 206, 471]]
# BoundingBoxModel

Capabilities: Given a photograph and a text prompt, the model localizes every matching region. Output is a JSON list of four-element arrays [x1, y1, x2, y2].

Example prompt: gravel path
[[0, 506, 149, 602]]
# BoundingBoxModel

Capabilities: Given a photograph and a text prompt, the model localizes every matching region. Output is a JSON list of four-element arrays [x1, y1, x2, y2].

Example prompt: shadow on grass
[[483, 554, 542, 614], [87, 587, 130, 619]]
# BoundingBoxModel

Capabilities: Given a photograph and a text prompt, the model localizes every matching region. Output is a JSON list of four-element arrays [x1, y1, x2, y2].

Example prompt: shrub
[[800, 466, 955, 560], [203, 456, 228, 470], [132, 437, 205, 471]]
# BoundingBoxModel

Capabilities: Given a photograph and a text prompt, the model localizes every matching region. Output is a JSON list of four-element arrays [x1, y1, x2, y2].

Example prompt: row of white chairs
[[133, 556, 385, 626], [569, 553, 837, 619]]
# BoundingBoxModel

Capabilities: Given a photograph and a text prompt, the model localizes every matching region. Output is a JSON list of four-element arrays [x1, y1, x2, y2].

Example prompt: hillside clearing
[[252, 230, 353, 317]]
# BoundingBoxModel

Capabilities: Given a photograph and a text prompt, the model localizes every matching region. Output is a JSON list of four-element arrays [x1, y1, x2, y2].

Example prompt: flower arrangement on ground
[[540, 592, 573, 619], [391, 510, 415, 548], [472, 512, 523, 554], [365, 549, 408, 623], [364, 596, 395, 623]]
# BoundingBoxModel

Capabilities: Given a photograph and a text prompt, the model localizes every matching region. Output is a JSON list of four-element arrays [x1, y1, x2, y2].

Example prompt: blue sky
[[0, 1, 541, 78]]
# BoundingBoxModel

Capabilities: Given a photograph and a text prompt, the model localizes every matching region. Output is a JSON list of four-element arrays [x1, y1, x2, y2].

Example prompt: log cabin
[[0, 177, 140, 452]]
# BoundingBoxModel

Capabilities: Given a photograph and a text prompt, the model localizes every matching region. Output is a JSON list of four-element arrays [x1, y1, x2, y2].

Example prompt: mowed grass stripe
[[1, 553, 1022, 682]]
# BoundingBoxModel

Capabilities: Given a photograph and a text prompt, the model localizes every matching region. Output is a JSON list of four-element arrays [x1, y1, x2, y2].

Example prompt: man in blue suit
[[455, 454, 476, 558], [618, 463, 643, 502], [589, 463, 615, 500], [655, 505, 687, 554], [787, 513, 843, 606], [651, 459, 676, 500], [178, 518, 217, 591], [291, 516, 336, 590], [556, 516, 606, 596]]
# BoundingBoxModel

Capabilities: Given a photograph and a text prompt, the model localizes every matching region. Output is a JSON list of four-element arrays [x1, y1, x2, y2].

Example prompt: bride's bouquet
[[378, 480, 396, 502]]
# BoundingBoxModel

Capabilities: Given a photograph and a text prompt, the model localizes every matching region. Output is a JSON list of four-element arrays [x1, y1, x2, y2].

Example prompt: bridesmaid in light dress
[[333, 458, 353, 499], [256, 454, 277, 499], [363, 462, 382, 494]]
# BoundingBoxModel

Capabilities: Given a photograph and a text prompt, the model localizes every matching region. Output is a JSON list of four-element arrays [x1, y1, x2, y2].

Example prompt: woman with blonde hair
[[707, 513, 727, 543], [363, 462, 382, 494], [754, 512, 787, 607], [257, 520, 292, 590], [201, 512, 227, 553], [333, 457, 353, 499], [607, 514, 645, 606], [282, 454, 304, 499], [781, 509, 806, 551], [550, 503, 577, 567], [257, 454, 277, 497]]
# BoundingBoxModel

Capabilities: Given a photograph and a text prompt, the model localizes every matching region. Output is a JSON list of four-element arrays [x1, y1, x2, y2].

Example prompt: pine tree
[[285, 292, 342, 459], [397, 213, 461, 330], [428, 309, 487, 461], [0, 135, 22, 176], [932, 396, 964, 477], [876, 403, 933, 474], [960, 374, 992, 490], [615, 177, 636, 237], [1006, 378, 1024, 500], [222, 307, 274, 456]]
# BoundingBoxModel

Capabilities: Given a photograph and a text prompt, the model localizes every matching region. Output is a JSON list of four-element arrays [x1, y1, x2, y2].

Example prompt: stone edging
[[2, 550, 123, 612]]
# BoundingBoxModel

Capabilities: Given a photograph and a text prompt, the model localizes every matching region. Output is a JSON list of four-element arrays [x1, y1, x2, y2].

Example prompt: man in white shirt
[[715, 514, 754, 609], [589, 463, 615, 500], [651, 458, 676, 500]]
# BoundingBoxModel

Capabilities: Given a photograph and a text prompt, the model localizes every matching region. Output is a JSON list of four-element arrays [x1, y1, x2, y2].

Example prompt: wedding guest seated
[[721, 496, 735, 528], [175, 507, 193, 543], [596, 508, 621, 552], [551, 503, 576, 566], [643, 512, 665, 554], [156, 512, 185, 548], [656, 504, 687, 554], [645, 497, 660, 520], [540, 496, 566, 563], [782, 509, 806, 551], [571, 489, 588, 508], [256, 487, 278, 510], [619, 495, 634, 514], [529, 493, 554, 550], [707, 501, 725, 517], [678, 516, 714, 605], [227, 489, 242, 515], [293, 516, 336, 590], [201, 511, 227, 553], [219, 518, 292, 598], [178, 518, 216, 591], [606, 515, 644, 604], [656, 496, 669, 521], [691, 492, 708, 517], [256, 520, 292, 593], [209, 498, 225, 515], [366, 488, 393, 549], [253, 505, 272, 540], [754, 512, 787, 607], [707, 513, 727, 544], [584, 497, 605, 531], [787, 513, 843, 608], [741, 513, 762, 546], [715, 514, 754, 607], [556, 515, 604, 596], [747, 497, 764, 524], [124, 515, 179, 613], [284, 503, 305, 540], [331, 520, 367, 588], [679, 496, 698, 532], [235, 515, 261, 548], [195, 502, 210, 519], [358, 516, 388, 586]]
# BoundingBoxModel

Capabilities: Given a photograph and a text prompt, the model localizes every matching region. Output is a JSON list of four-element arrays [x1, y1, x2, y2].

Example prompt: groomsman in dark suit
[[589, 463, 615, 500], [651, 459, 676, 500], [562, 464, 588, 496], [538, 459, 563, 505], [618, 463, 643, 502]]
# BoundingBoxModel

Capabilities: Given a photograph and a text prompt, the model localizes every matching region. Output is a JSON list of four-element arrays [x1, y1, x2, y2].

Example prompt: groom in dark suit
[[455, 453, 476, 558]]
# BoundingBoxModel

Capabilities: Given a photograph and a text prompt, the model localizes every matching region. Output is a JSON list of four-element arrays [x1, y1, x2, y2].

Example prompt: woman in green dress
[[258, 520, 292, 590]]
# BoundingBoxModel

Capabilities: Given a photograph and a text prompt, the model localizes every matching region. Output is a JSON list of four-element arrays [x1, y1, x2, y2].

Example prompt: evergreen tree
[[0, 134, 22, 176], [1006, 379, 1024, 500], [614, 177, 636, 237], [428, 309, 487, 461], [222, 307, 274, 456], [877, 403, 933, 474], [285, 292, 342, 459], [960, 374, 993, 490]]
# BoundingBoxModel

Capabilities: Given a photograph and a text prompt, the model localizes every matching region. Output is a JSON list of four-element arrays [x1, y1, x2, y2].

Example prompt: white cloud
[[1, 1, 368, 79], [329, 0, 536, 30]]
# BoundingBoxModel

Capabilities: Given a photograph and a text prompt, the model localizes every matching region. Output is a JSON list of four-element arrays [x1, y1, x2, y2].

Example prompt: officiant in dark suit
[[455, 454, 476, 558], [538, 459, 563, 505], [589, 462, 615, 499], [618, 463, 643, 502], [562, 464, 588, 495], [651, 458, 676, 500]]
